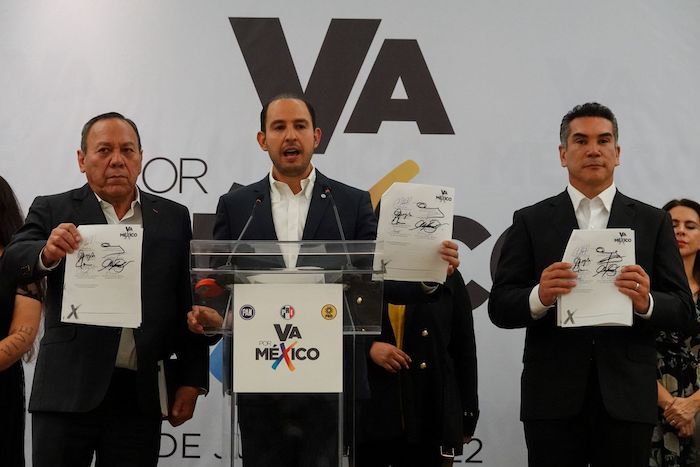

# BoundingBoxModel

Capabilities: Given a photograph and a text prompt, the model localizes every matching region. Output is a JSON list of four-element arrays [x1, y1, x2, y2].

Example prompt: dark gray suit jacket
[[489, 189, 694, 424], [5, 184, 209, 415]]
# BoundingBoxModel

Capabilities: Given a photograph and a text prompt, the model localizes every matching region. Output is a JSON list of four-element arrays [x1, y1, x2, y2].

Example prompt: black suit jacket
[[5, 184, 209, 415], [488, 189, 694, 424]]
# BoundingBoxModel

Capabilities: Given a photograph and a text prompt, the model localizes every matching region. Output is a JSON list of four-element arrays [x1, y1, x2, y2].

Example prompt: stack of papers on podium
[[61, 224, 142, 328]]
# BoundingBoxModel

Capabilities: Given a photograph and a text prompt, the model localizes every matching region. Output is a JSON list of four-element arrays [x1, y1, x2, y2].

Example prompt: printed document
[[557, 228, 635, 327], [61, 224, 142, 328], [374, 182, 454, 282]]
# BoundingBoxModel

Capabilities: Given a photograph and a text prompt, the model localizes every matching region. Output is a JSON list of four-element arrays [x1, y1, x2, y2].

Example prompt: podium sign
[[232, 283, 343, 393], [189, 239, 384, 466]]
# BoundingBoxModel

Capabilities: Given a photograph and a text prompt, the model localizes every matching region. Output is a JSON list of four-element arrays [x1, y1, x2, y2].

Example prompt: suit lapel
[[140, 191, 161, 243], [302, 171, 331, 240], [249, 177, 277, 241], [549, 190, 578, 239], [607, 190, 636, 229], [72, 184, 108, 225]]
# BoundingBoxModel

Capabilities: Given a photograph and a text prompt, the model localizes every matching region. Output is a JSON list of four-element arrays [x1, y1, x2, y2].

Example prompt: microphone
[[224, 194, 264, 269], [322, 185, 360, 336], [322, 185, 346, 242], [237, 194, 264, 242], [322, 185, 352, 270]]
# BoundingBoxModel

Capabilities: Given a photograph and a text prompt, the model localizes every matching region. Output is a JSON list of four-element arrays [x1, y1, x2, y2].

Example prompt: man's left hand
[[440, 240, 459, 276], [615, 265, 650, 314], [168, 386, 201, 427]]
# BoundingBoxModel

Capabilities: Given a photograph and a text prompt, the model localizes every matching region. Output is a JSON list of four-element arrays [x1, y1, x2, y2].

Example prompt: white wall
[[2, 1, 699, 465]]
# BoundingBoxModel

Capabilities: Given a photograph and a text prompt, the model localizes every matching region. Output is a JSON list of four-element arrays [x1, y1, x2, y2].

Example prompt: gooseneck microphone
[[322, 185, 352, 270], [322, 186, 360, 338], [237, 194, 264, 242], [224, 194, 264, 269]]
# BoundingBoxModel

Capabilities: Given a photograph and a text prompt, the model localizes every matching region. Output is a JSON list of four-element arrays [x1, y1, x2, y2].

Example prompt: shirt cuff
[[529, 285, 551, 319], [634, 293, 654, 319], [38, 248, 61, 271]]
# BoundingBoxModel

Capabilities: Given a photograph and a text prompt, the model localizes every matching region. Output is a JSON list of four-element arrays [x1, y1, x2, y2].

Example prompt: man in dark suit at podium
[[189, 94, 459, 467], [4, 112, 209, 467], [488, 102, 694, 467]]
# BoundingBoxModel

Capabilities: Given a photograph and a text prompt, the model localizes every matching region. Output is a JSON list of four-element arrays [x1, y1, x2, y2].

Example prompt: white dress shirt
[[269, 167, 316, 267], [97, 189, 143, 370]]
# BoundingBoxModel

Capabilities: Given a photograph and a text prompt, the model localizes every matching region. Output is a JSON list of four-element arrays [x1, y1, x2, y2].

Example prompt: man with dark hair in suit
[[489, 102, 695, 467], [4, 112, 209, 467], [188, 94, 460, 467]]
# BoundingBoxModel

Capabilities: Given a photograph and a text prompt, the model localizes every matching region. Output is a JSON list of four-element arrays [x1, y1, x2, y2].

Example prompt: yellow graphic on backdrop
[[368, 160, 420, 208]]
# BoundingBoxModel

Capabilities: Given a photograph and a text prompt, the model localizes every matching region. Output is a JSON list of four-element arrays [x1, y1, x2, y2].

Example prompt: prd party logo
[[321, 304, 337, 320]]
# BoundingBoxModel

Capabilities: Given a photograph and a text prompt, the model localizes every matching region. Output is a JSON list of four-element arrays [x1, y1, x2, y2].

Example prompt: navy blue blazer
[[4, 184, 209, 415], [489, 189, 694, 424]]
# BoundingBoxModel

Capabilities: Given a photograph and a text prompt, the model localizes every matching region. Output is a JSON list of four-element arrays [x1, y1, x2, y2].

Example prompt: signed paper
[[557, 229, 635, 327], [61, 224, 143, 328], [374, 182, 454, 282]]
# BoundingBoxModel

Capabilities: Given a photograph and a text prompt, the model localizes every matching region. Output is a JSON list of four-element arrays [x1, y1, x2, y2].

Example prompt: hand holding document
[[374, 182, 454, 283], [61, 224, 143, 328], [557, 229, 635, 327]]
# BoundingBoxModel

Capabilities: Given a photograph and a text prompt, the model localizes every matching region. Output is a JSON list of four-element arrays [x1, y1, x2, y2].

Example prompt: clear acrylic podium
[[190, 240, 384, 467]]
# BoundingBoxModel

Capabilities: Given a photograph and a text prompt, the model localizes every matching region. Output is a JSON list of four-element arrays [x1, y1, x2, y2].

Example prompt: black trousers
[[32, 368, 162, 467], [356, 438, 452, 467], [523, 369, 653, 467], [0, 363, 26, 467]]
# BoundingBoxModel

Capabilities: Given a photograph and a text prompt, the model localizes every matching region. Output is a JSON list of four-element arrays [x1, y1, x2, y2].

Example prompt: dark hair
[[663, 198, 700, 285], [259, 93, 317, 132], [560, 102, 618, 146], [80, 112, 142, 152], [0, 175, 24, 248]]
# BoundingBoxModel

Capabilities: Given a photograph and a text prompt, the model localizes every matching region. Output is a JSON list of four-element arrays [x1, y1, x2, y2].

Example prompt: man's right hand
[[538, 262, 577, 306], [187, 305, 224, 334], [41, 223, 81, 267]]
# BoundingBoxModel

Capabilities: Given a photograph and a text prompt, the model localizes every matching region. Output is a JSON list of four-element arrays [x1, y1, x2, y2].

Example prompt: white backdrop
[[2, 1, 699, 465]]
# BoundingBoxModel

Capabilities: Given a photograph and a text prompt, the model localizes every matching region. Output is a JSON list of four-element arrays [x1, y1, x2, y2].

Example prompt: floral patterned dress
[[650, 299, 700, 467]]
